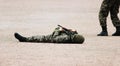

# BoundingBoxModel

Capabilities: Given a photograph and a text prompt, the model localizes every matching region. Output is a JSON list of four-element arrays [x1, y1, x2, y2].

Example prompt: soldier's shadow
[[21, 42, 84, 44], [42, 42, 84, 44]]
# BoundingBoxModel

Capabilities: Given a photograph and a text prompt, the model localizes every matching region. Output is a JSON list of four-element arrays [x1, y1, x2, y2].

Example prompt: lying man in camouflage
[[14, 25, 85, 44]]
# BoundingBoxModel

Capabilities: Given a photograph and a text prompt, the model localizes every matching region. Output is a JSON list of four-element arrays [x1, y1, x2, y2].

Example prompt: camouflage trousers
[[26, 34, 72, 43], [99, 0, 120, 27], [25, 28, 74, 43]]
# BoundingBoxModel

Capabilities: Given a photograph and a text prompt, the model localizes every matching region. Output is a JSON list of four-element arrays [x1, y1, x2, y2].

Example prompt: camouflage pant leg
[[99, 0, 119, 26], [110, 0, 120, 26], [26, 34, 52, 42], [25, 27, 64, 43]]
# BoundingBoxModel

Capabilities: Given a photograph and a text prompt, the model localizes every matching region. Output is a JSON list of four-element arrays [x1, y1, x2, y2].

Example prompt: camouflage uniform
[[99, 0, 120, 26], [24, 27, 84, 43]]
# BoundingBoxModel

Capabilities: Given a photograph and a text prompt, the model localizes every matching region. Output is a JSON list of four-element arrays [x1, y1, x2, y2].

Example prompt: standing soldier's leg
[[14, 33, 52, 42], [110, 0, 120, 36], [98, 0, 109, 36]]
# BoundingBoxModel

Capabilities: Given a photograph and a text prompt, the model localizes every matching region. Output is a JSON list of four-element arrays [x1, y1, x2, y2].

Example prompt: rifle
[[58, 25, 78, 35]]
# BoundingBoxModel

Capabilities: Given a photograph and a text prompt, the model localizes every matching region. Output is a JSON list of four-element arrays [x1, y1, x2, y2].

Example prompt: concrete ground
[[0, 0, 120, 66]]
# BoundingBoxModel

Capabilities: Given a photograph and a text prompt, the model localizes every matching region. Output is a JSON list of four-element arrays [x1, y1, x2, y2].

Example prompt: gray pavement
[[0, 0, 120, 66]]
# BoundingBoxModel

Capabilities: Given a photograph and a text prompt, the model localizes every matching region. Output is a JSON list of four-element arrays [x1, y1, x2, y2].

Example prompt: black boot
[[14, 33, 27, 42], [112, 26, 120, 36], [97, 26, 108, 36]]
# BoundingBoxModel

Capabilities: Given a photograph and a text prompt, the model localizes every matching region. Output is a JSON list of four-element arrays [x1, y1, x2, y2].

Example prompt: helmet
[[73, 34, 85, 43]]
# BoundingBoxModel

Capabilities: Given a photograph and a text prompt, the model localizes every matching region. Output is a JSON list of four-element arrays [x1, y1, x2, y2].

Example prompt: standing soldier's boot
[[97, 26, 108, 36], [112, 26, 120, 36], [14, 33, 27, 42]]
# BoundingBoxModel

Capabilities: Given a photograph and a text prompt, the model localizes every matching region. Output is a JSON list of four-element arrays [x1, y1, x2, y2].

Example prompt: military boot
[[97, 26, 108, 36], [14, 33, 27, 42], [112, 26, 120, 36]]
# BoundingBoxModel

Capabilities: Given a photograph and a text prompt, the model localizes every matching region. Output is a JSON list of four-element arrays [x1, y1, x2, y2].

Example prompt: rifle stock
[[58, 25, 69, 31], [58, 25, 78, 35]]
